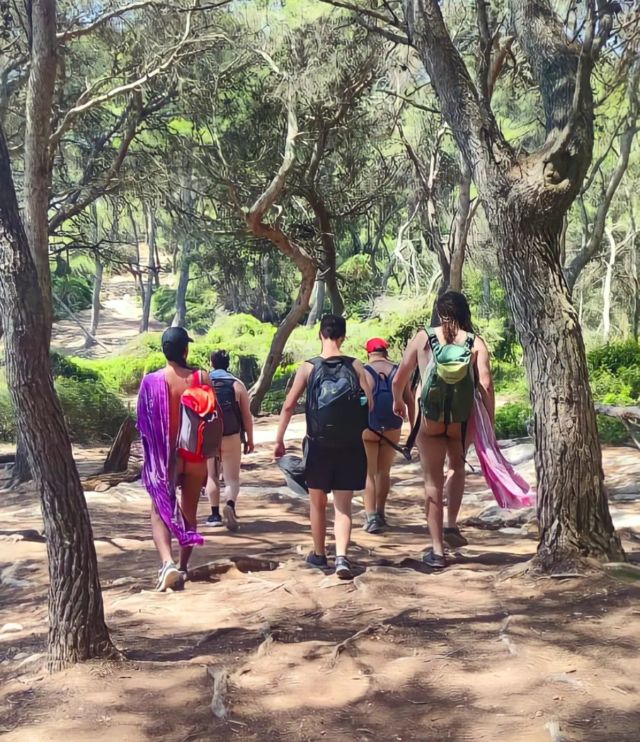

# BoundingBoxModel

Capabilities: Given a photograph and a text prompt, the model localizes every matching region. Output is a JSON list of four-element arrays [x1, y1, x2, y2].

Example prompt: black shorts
[[304, 438, 367, 493]]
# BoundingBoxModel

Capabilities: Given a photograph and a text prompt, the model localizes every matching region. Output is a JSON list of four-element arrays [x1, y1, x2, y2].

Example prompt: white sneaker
[[156, 561, 183, 592]]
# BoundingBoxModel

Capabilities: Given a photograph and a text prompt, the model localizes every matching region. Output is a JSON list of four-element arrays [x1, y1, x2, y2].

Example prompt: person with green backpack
[[392, 291, 495, 569]]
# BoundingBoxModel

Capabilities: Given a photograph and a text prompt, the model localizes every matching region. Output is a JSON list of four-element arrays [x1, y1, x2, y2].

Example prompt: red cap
[[365, 337, 389, 353]]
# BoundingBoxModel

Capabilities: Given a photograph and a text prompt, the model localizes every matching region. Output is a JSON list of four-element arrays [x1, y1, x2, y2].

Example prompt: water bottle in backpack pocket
[[421, 329, 475, 425], [366, 364, 403, 432], [177, 371, 224, 461], [306, 356, 368, 447]]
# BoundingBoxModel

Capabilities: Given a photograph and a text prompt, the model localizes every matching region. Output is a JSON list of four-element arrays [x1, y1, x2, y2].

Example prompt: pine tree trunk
[[491, 206, 623, 571], [249, 264, 316, 415], [172, 247, 189, 328], [0, 128, 117, 669], [24, 0, 57, 341], [308, 191, 344, 316], [602, 228, 616, 342], [140, 203, 156, 333], [85, 253, 103, 348]]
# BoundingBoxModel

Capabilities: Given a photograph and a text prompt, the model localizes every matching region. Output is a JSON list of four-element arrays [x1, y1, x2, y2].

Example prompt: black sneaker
[[206, 513, 223, 527], [305, 552, 328, 568], [444, 527, 468, 548], [422, 548, 447, 569], [335, 556, 354, 580]]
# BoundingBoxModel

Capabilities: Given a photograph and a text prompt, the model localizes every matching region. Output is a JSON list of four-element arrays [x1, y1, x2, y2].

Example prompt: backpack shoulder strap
[[425, 327, 440, 353], [464, 333, 476, 350]]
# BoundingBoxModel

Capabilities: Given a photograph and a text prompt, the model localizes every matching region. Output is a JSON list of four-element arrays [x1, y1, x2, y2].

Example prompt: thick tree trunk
[[306, 276, 326, 326], [24, 0, 57, 341], [492, 206, 623, 570], [103, 417, 136, 473], [140, 203, 156, 333], [602, 228, 616, 342], [172, 247, 190, 328], [249, 263, 316, 415], [0, 127, 117, 669], [85, 252, 103, 348]]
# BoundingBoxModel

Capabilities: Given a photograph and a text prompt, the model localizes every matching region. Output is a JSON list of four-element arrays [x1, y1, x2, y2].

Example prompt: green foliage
[[494, 402, 532, 440], [596, 416, 629, 446], [55, 378, 129, 442], [151, 286, 218, 334], [50, 352, 100, 382], [0, 377, 128, 443], [339, 255, 378, 318]]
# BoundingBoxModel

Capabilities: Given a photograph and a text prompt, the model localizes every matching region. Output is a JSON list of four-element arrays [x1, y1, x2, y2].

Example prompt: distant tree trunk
[[85, 252, 103, 349], [482, 272, 491, 318], [172, 248, 189, 328], [602, 228, 616, 342], [306, 275, 325, 326], [308, 191, 344, 315], [140, 203, 156, 333], [632, 215, 640, 342], [447, 159, 474, 293], [24, 0, 57, 341], [0, 126, 117, 670]]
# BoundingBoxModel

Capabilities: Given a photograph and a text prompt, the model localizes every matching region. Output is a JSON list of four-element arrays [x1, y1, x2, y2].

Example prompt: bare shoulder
[[473, 335, 490, 353]]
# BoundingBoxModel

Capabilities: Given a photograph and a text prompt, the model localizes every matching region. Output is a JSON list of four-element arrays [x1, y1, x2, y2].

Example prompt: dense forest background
[[1, 0, 639, 442]]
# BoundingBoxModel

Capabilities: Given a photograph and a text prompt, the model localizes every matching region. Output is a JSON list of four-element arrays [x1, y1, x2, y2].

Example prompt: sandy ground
[[1, 418, 640, 742]]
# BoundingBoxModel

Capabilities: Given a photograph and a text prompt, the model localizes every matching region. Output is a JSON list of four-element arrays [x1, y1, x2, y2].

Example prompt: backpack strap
[[464, 333, 475, 351], [425, 327, 440, 354]]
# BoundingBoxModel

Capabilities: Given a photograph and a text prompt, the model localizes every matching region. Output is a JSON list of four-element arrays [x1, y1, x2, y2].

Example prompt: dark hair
[[436, 291, 474, 344], [319, 314, 346, 340], [211, 349, 230, 370]]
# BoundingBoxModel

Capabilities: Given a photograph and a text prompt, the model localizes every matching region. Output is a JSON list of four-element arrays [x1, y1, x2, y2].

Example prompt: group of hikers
[[137, 290, 508, 591]]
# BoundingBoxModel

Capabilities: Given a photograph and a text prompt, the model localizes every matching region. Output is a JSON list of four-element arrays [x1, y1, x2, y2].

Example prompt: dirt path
[[51, 276, 164, 358], [1, 419, 639, 741]]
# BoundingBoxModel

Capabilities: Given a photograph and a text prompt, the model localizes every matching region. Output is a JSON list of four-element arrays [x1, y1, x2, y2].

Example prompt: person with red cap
[[362, 337, 415, 533]]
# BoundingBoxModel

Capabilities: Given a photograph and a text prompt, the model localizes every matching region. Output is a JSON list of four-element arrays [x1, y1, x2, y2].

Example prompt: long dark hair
[[436, 291, 474, 344]]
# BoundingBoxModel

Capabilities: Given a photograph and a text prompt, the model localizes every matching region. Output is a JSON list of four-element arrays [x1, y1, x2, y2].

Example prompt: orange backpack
[[176, 371, 223, 462]]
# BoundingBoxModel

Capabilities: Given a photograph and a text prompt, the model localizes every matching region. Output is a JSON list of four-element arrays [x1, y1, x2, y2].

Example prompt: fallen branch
[[53, 294, 111, 351], [329, 623, 383, 667]]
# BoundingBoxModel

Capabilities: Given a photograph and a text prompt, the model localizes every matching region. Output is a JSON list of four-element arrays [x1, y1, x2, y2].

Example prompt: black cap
[[162, 326, 194, 347]]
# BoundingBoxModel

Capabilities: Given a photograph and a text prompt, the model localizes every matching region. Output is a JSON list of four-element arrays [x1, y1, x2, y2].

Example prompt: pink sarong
[[471, 392, 536, 509]]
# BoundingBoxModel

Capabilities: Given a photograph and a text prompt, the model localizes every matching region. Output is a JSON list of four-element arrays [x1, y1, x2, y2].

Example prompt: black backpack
[[305, 356, 368, 447], [211, 376, 242, 437]]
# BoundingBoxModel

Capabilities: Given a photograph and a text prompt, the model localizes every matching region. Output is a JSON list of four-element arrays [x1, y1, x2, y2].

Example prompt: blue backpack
[[366, 364, 403, 432]]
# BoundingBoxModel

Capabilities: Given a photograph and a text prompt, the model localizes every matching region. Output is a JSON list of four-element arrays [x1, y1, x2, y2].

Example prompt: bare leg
[[417, 430, 448, 557], [309, 488, 328, 555], [179, 460, 207, 571], [205, 456, 221, 508], [150, 503, 173, 564], [221, 434, 241, 503], [362, 433, 380, 516], [375, 428, 401, 515], [333, 490, 354, 557], [445, 441, 466, 528]]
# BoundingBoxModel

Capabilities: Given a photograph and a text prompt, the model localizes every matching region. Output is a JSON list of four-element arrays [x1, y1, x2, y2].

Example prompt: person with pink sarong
[[392, 292, 496, 569]]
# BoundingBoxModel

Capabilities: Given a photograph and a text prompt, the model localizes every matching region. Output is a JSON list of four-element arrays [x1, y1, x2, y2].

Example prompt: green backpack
[[420, 328, 476, 425]]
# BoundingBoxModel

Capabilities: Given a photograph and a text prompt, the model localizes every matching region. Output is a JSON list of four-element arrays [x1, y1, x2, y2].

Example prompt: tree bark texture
[[24, 0, 57, 340], [602, 228, 616, 342], [405, 0, 623, 569], [0, 127, 116, 669], [103, 416, 136, 473]]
